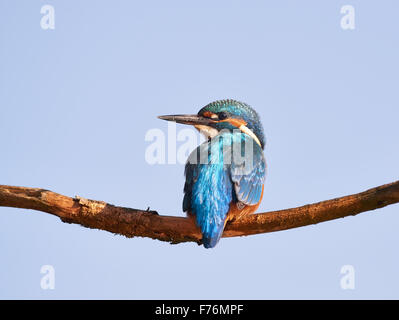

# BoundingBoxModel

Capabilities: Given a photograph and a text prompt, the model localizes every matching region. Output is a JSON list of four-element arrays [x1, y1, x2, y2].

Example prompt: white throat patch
[[194, 125, 219, 139], [238, 125, 262, 148]]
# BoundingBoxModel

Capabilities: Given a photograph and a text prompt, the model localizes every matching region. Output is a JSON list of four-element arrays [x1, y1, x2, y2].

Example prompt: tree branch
[[1, 181, 398, 245]]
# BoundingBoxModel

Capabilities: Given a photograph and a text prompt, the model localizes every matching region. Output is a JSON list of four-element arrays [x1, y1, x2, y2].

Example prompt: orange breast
[[226, 185, 264, 222], [187, 185, 264, 228]]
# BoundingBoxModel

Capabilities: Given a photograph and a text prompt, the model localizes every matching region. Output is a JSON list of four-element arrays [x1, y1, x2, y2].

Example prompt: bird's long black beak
[[158, 114, 214, 126]]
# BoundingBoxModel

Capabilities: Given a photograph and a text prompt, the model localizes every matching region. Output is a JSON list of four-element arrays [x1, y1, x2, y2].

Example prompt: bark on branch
[[0, 181, 398, 245]]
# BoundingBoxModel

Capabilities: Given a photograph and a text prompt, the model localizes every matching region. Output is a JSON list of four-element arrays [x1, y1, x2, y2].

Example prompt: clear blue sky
[[1, 0, 398, 299]]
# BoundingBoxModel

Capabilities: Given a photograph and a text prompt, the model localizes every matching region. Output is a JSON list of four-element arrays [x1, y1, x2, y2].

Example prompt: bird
[[158, 99, 266, 248]]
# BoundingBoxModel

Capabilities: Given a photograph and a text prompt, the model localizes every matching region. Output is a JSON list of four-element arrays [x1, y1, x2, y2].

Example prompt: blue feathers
[[184, 133, 233, 248], [158, 99, 268, 248], [230, 139, 266, 206], [184, 132, 266, 248]]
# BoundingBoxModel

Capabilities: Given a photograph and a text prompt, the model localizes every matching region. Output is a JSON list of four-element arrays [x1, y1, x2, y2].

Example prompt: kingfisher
[[159, 99, 266, 248]]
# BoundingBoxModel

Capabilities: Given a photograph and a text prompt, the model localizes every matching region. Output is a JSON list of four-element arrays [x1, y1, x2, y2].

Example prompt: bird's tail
[[201, 218, 228, 249]]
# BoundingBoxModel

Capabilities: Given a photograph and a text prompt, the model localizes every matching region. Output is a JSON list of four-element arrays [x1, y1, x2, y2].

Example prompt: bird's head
[[158, 99, 265, 149]]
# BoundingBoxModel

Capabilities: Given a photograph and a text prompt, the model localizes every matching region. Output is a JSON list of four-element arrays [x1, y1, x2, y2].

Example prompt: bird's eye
[[218, 112, 228, 120]]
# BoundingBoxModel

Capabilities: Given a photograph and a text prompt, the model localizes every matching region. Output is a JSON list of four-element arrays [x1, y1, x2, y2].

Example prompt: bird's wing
[[230, 137, 266, 206], [183, 158, 199, 213]]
